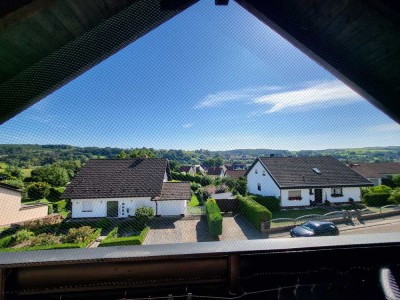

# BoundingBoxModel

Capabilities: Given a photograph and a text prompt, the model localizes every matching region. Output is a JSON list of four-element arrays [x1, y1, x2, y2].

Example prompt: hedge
[[389, 193, 400, 204], [248, 194, 280, 212], [362, 193, 391, 207], [238, 196, 272, 231], [205, 199, 223, 236], [0, 229, 101, 252], [98, 227, 149, 247]]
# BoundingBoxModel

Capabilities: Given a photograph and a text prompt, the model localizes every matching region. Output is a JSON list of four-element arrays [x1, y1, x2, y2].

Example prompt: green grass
[[171, 179, 181, 182], [189, 194, 200, 207], [272, 208, 329, 219], [21, 198, 50, 205]]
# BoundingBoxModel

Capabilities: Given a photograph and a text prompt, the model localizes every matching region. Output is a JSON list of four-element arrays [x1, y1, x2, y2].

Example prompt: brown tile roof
[[179, 166, 193, 173], [206, 167, 223, 176], [63, 158, 169, 199], [155, 182, 191, 201], [349, 162, 400, 178], [256, 156, 373, 189], [225, 170, 246, 179]]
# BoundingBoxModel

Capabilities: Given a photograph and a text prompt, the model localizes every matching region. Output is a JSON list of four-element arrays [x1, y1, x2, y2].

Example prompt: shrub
[[30, 233, 60, 246], [0, 179, 24, 189], [0, 235, 16, 248], [99, 227, 149, 247], [362, 193, 391, 207], [48, 187, 66, 202], [48, 203, 54, 214], [15, 229, 34, 244], [389, 189, 400, 204], [249, 195, 280, 212], [367, 185, 392, 194], [205, 198, 223, 236], [21, 214, 64, 231], [53, 199, 68, 213], [27, 182, 50, 200], [64, 226, 95, 243], [238, 196, 271, 231], [135, 207, 155, 230]]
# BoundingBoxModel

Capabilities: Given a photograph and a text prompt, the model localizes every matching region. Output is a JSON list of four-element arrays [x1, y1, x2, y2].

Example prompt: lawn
[[189, 194, 200, 207], [272, 208, 329, 219]]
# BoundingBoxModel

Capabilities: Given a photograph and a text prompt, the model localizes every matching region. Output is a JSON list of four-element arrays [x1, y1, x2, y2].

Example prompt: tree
[[27, 182, 50, 200], [31, 165, 69, 187], [128, 148, 155, 158], [168, 160, 181, 172], [6, 166, 24, 179], [135, 207, 155, 229], [116, 150, 127, 159], [234, 177, 247, 196], [203, 156, 223, 168]]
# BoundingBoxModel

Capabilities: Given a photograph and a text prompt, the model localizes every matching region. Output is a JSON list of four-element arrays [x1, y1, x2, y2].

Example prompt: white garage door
[[157, 201, 186, 216]]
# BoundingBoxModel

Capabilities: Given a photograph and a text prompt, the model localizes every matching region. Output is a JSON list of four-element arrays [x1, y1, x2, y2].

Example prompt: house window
[[331, 188, 343, 197], [257, 183, 261, 191], [288, 190, 302, 200], [82, 201, 93, 212], [255, 168, 258, 174], [262, 170, 266, 176]]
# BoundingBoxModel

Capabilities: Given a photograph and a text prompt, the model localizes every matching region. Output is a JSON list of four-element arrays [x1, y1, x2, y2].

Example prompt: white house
[[245, 156, 373, 207], [63, 158, 190, 218]]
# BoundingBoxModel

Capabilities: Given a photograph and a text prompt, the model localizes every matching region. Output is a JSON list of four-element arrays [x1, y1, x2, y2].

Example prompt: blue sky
[[1, 1, 399, 151]]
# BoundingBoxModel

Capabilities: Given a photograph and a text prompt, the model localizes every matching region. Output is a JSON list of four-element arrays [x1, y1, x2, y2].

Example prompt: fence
[[271, 210, 349, 227]]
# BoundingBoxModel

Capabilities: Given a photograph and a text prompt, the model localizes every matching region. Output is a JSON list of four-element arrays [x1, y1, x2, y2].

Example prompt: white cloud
[[182, 123, 193, 128], [195, 80, 363, 113], [194, 86, 281, 109], [254, 80, 362, 113]]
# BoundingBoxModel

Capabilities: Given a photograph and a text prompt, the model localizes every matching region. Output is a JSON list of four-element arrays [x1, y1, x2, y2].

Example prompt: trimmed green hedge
[[362, 193, 391, 207], [205, 198, 223, 236], [238, 196, 272, 231], [0, 229, 101, 252], [98, 227, 149, 247], [248, 194, 281, 212]]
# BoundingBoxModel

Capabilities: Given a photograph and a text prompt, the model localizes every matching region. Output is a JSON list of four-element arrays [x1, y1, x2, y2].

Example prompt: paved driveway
[[144, 214, 267, 245], [144, 217, 214, 245]]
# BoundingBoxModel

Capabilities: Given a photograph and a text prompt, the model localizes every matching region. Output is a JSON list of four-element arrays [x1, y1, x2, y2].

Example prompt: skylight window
[[312, 168, 321, 174]]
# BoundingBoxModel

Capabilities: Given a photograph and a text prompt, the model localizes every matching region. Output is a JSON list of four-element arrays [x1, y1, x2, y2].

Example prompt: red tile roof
[[349, 162, 400, 178]]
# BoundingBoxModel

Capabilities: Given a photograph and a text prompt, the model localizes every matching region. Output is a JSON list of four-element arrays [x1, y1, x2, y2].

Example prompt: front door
[[315, 189, 323, 203], [107, 201, 119, 217]]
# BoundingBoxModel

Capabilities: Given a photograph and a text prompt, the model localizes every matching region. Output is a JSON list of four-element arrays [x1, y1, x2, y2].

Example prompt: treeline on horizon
[[0, 144, 399, 168]]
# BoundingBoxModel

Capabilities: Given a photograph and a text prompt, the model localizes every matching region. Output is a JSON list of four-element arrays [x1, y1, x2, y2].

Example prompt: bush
[[53, 199, 68, 213], [30, 233, 60, 246], [15, 229, 34, 244], [0, 179, 24, 189], [31, 165, 69, 187], [48, 203, 54, 214], [48, 187, 66, 202], [135, 207, 155, 229], [64, 226, 95, 243], [362, 193, 391, 207], [99, 227, 150, 247], [368, 185, 392, 194], [389, 189, 400, 204], [27, 182, 50, 200], [0, 235, 16, 248], [249, 195, 280, 212], [205, 199, 223, 236], [238, 196, 272, 231]]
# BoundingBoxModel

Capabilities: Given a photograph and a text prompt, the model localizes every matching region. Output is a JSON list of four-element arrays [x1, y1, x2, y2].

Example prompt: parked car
[[290, 220, 339, 237]]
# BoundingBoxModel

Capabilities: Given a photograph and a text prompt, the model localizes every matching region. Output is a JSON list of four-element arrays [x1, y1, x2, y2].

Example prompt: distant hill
[[0, 144, 399, 168]]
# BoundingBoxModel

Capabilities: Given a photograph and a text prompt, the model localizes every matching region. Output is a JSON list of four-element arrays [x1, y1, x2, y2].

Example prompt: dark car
[[290, 220, 339, 237]]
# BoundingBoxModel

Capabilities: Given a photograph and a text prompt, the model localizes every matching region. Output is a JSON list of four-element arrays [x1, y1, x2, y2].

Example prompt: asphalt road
[[270, 220, 400, 239]]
